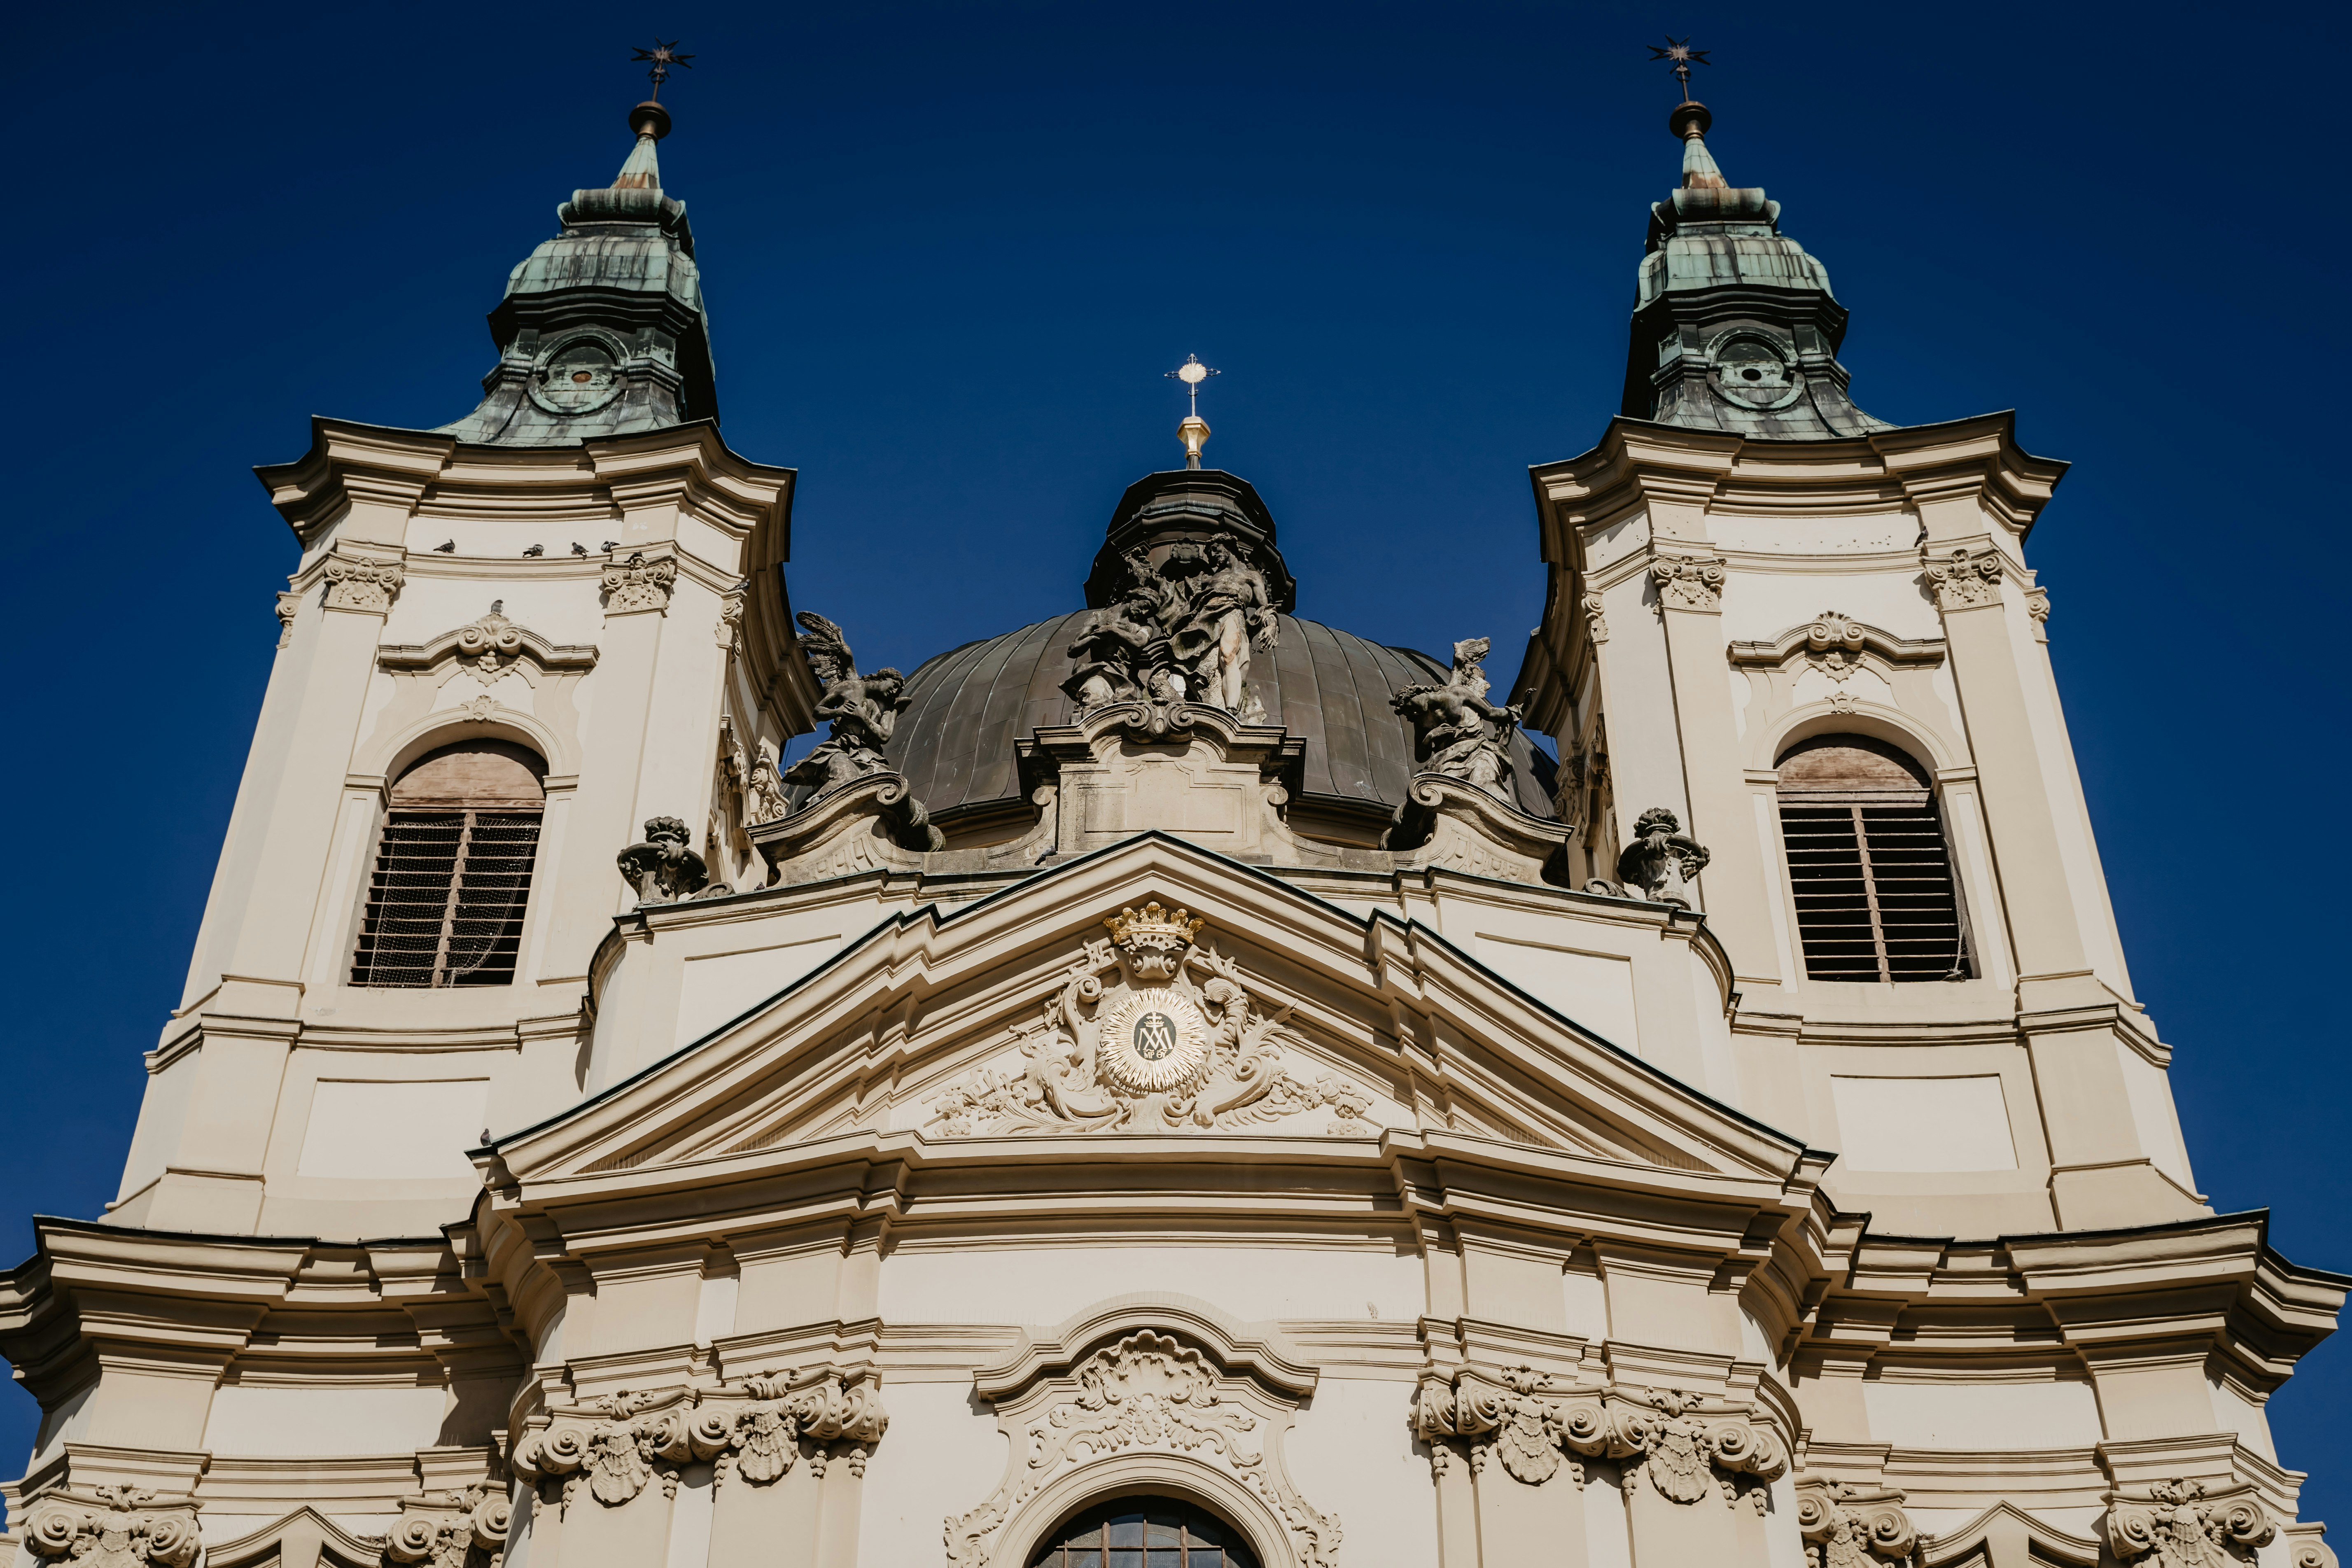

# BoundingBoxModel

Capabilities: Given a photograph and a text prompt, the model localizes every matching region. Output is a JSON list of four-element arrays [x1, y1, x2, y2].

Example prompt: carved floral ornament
[[509, 1372, 889, 1514], [383, 1484, 510, 1568], [1922, 545, 2005, 611], [2105, 1479, 2275, 1568], [927, 904, 1379, 1137], [1794, 1477, 1919, 1568], [24, 1486, 201, 1568], [324, 555, 406, 612], [1410, 1369, 1787, 1507], [1651, 552, 1728, 612], [945, 1330, 1338, 1568], [601, 551, 678, 613]]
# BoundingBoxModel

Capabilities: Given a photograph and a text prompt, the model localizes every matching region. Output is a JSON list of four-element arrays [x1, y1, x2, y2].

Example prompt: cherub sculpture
[[786, 611, 911, 796], [1389, 637, 1521, 800]]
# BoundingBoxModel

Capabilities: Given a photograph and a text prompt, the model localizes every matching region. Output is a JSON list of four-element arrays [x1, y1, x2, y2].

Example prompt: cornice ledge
[[2001, 1212, 2271, 1295], [1864, 411, 2070, 532], [583, 421, 796, 519], [973, 1290, 1318, 1402], [254, 418, 458, 539]]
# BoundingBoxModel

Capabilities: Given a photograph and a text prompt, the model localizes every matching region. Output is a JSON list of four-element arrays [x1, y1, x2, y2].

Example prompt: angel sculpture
[[1389, 637, 1521, 800], [1167, 538, 1279, 719], [1062, 581, 1180, 710], [785, 611, 912, 796]]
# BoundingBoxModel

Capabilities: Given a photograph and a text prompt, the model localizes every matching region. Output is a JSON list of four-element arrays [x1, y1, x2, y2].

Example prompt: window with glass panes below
[[1775, 733, 1970, 982], [1027, 1496, 1258, 1568], [351, 740, 545, 988]]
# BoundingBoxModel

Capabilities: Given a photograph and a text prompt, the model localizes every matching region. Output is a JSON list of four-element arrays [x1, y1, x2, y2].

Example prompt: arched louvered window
[[1027, 1497, 1260, 1568], [351, 740, 545, 988], [1776, 734, 1969, 982]]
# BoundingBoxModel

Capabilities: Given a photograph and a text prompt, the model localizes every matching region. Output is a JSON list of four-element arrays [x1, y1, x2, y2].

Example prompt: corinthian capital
[[602, 551, 679, 614], [322, 554, 406, 613], [1923, 545, 2005, 611], [1650, 552, 1727, 612]]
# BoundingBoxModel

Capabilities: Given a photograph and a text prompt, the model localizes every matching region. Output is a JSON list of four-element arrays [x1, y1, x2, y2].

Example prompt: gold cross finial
[[1167, 356, 1220, 469], [631, 40, 695, 100], [1647, 36, 1710, 103]]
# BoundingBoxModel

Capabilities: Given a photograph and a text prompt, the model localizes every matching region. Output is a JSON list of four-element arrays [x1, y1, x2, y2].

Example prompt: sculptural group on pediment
[[789, 611, 915, 795], [1063, 534, 1280, 721]]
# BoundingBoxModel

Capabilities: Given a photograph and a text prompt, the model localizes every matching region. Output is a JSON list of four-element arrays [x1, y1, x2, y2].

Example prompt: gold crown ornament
[[1104, 902, 1207, 950]]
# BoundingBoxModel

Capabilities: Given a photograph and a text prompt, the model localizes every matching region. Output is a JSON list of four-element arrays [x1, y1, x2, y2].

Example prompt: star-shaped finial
[[631, 40, 695, 100], [1646, 36, 1710, 101]]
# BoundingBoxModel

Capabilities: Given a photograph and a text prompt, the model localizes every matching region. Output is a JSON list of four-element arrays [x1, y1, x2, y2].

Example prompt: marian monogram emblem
[[927, 903, 1378, 1136]]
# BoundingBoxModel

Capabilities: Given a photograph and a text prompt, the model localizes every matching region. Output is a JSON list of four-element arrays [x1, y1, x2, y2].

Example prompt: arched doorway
[[1026, 1495, 1261, 1568]]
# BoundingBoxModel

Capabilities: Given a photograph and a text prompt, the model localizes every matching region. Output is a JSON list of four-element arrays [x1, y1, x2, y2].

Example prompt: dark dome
[[887, 611, 1559, 826]]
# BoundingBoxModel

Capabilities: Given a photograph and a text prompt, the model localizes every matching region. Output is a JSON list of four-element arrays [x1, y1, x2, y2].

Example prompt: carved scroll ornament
[[324, 556, 406, 612], [383, 1483, 510, 1568], [24, 1486, 201, 1568], [601, 552, 678, 613], [1651, 553, 1727, 611], [1795, 1477, 1918, 1568], [1923, 546, 2004, 611], [616, 816, 713, 904], [927, 905, 1377, 1137], [945, 1330, 1337, 1568], [1615, 806, 1710, 905], [2105, 1479, 2274, 1568], [1411, 1371, 1787, 1507], [510, 1375, 888, 1514]]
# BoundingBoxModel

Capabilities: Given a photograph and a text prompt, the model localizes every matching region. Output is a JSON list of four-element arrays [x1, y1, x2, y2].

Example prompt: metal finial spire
[[631, 40, 695, 100], [1646, 36, 1710, 103], [1166, 355, 1220, 469]]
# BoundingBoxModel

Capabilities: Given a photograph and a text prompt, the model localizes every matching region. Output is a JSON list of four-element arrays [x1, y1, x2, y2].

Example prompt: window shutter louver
[[351, 741, 545, 988], [1776, 735, 1969, 983]]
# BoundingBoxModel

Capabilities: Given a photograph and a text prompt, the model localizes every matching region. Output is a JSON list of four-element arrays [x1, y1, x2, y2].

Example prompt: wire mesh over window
[[1777, 734, 1969, 983], [351, 741, 545, 989], [1027, 1497, 1259, 1568]]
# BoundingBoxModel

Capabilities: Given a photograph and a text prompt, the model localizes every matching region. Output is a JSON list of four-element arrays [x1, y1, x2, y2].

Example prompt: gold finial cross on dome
[[1166, 354, 1219, 418], [1166, 355, 1220, 468], [1647, 36, 1710, 102], [631, 40, 695, 99]]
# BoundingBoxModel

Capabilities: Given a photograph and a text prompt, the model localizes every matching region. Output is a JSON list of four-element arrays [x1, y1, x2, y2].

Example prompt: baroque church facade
[[2, 83, 2342, 1568]]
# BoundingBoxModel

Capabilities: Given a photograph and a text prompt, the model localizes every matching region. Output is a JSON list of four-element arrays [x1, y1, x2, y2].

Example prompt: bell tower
[[123, 93, 819, 1239], [1514, 95, 2194, 1240]]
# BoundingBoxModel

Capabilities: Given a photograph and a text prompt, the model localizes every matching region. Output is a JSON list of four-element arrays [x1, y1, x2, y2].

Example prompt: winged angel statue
[[928, 904, 1374, 1136]]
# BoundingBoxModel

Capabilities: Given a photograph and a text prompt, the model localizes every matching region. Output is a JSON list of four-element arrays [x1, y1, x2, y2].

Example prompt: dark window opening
[[1777, 734, 1969, 983], [352, 740, 545, 988], [1027, 1496, 1259, 1568]]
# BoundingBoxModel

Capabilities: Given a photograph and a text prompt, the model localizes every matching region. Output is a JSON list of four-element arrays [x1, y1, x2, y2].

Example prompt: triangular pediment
[[497, 835, 1802, 1193]]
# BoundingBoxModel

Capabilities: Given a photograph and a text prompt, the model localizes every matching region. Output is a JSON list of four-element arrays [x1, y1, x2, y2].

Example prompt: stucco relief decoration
[[24, 1486, 201, 1568], [945, 1331, 1338, 1568], [1390, 637, 1522, 802], [1411, 1372, 1785, 1505], [1582, 591, 1610, 644], [383, 1483, 510, 1568], [716, 585, 745, 650], [600, 551, 677, 613], [1065, 534, 1279, 721], [323, 556, 406, 612], [2025, 586, 2051, 623], [1650, 553, 1727, 611], [275, 590, 302, 647], [1923, 546, 2004, 611], [1796, 1477, 1919, 1568], [927, 905, 1374, 1137], [2105, 1479, 2274, 1568], [511, 1377, 887, 1514], [454, 602, 526, 684]]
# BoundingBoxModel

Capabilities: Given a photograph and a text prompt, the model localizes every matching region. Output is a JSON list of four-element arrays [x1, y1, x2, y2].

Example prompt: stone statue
[[1062, 582, 1178, 709], [1390, 638, 1521, 800], [616, 816, 709, 904], [787, 611, 912, 796], [1616, 806, 1709, 905], [1167, 537, 1278, 719]]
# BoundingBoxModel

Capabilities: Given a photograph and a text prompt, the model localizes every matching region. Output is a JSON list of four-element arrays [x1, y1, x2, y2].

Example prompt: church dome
[[886, 609, 1560, 831]]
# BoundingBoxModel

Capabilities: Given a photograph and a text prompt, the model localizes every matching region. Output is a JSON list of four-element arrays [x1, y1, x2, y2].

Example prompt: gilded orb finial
[[1166, 355, 1220, 470]]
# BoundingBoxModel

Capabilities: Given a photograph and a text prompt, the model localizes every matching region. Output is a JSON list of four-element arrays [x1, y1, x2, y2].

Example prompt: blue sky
[[3, 0, 2346, 1517]]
